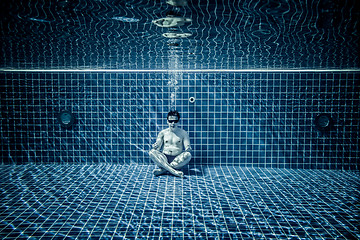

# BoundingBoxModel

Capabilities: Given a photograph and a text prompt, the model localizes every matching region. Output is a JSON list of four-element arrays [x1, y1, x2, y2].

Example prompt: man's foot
[[153, 168, 183, 178], [153, 168, 166, 176], [173, 170, 184, 178]]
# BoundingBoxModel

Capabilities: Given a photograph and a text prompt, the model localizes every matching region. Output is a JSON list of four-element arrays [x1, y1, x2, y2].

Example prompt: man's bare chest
[[164, 132, 183, 145]]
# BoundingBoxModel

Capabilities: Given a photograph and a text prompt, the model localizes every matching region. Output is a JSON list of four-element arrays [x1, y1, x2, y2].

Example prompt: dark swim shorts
[[164, 154, 177, 164]]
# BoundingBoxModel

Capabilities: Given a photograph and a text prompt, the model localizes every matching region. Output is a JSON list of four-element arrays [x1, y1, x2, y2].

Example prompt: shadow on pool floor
[[0, 164, 359, 239]]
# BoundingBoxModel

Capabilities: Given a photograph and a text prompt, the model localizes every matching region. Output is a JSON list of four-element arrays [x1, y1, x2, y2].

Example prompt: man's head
[[167, 110, 180, 122], [167, 110, 180, 130]]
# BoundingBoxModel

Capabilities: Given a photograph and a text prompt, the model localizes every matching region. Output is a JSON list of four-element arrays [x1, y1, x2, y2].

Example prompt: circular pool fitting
[[189, 97, 195, 103], [314, 113, 333, 131], [57, 110, 75, 129]]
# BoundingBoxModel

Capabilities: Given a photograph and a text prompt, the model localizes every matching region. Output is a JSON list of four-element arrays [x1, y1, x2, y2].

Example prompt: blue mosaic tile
[[0, 71, 359, 169], [1, 165, 359, 239]]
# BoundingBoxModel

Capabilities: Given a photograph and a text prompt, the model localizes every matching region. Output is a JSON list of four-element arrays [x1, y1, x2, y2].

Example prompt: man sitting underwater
[[149, 111, 192, 177]]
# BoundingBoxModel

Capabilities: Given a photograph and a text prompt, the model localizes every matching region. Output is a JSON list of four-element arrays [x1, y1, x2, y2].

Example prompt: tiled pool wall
[[0, 71, 359, 169]]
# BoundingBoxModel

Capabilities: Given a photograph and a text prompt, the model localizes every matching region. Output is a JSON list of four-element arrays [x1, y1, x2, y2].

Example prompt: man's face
[[167, 116, 179, 130]]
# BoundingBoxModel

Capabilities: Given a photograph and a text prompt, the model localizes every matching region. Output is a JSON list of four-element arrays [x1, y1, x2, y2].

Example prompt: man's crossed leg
[[149, 149, 192, 177]]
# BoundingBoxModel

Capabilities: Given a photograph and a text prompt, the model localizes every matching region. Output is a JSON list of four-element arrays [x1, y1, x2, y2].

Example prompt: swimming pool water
[[1, 0, 359, 70], [1, 165, 358, 239], [0, 0, 359, 238]]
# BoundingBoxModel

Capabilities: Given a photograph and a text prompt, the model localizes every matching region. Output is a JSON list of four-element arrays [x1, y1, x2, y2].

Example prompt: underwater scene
[[0, 0, 359, 239]]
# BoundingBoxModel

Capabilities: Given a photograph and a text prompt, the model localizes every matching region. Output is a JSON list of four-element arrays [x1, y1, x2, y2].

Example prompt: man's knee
[[177, 152, 191, 163], [149, 149, 155, 159], [171, 152, 191, 168], [149, 149, 166, 162], [149, 149, 156, 155], [183, 152, 192, 160], [149, 149, 161, 157]]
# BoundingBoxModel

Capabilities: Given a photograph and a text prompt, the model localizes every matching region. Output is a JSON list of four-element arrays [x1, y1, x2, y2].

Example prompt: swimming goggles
[[168, 119, 179, 123]]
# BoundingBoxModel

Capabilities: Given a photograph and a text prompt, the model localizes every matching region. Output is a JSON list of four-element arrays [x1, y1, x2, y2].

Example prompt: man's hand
[[152, 142, 159, 150], [185, 146, 192, 153]]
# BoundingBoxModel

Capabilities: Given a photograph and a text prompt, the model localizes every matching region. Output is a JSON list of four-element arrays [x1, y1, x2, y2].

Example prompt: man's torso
[[162, 128, 185, 156]]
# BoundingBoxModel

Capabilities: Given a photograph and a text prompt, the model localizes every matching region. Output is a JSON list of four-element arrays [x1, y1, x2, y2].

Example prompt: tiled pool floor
[[0, 165, 359, 239]]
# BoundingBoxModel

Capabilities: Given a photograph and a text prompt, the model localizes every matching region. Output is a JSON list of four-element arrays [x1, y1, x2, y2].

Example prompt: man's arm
[[152, 131, 164, 150], [183, 131, 192, 153]]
